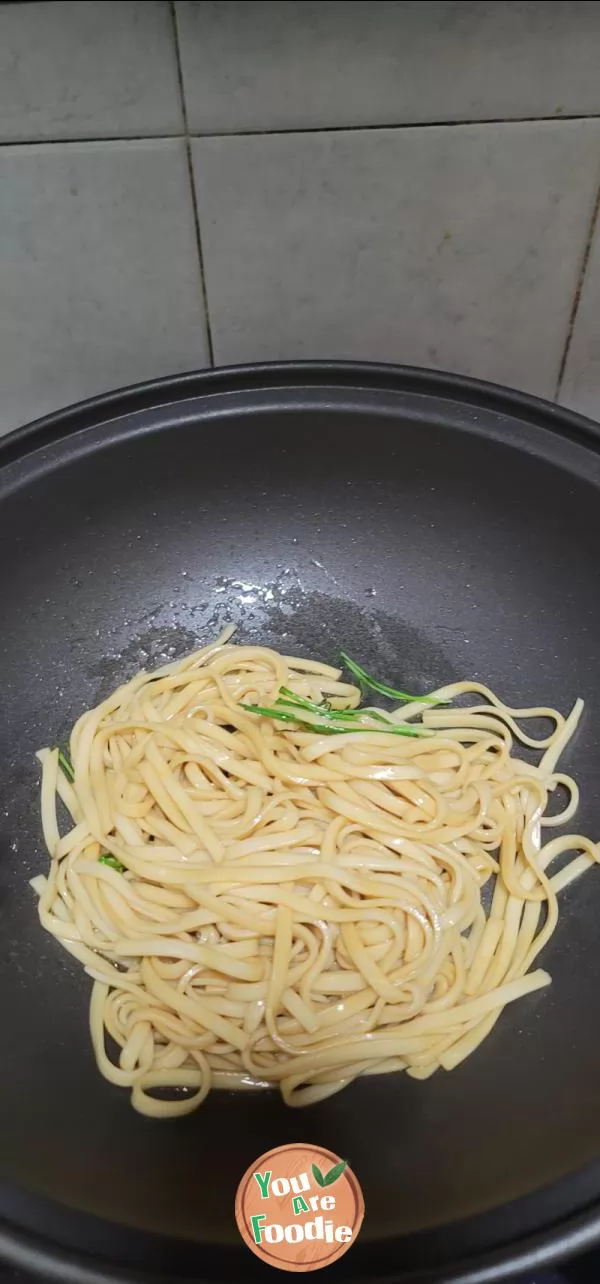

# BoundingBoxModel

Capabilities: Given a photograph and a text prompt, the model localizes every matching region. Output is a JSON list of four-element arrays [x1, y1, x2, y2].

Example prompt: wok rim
[[1, 359, 600, 1284], [1, 359, 599, 468]]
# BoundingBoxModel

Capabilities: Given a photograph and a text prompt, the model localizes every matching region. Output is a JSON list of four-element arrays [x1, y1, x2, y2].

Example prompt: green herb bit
[[341, 707, 391, 725], [98, 854, 126, 874], [277, 688, 387, 723], [57, 749, 75, 781], [277, 686, 332, 714], [276, 696, 334, 717], [240, 702, 341, 733], [240, 702, 307, 723], [240, 700, 430, 738], [335, 722, 432, 738], [340, 652, 445, 705]]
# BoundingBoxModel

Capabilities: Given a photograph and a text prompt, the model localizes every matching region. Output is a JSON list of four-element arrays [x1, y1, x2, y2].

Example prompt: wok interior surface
[[2, 364, 600, 1283]]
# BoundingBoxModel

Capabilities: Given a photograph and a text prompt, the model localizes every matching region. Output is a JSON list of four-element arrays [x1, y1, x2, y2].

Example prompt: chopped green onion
[[340, 653, 445, 705], [277, 687, 389, 724], [57, 749, 75, 781], [277, 687, 332, 714], [98, 854, 126, 873], [277, 697, 394, 727], [344, 707, 392, 725], [240, 702, 340, 733], [240, 700, 431, 738], [276, 696, 334, 716], [241, 702, 308, 724]]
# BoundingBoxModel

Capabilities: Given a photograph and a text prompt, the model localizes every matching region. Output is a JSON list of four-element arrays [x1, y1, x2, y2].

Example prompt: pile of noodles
[[33, 627, 599, 1117]]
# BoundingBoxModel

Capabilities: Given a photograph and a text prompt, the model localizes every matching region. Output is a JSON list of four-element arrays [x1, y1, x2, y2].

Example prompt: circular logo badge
[[235, 1143, 364, 1272]]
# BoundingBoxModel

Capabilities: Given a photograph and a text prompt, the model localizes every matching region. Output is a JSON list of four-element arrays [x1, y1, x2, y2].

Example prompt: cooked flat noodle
[[33, 628, 599, 1116]]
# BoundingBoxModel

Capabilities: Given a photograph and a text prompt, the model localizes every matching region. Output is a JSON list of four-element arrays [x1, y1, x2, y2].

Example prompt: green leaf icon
[[312, 1163, 326, 1187], [323, 1160, 348, 1186]]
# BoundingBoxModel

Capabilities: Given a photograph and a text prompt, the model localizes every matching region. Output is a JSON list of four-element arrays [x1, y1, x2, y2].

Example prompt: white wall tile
[[0, 1, 182, 142], [192, 121, 600, 397], [559, 212, 600, 422], [0, 141, 209, 435], [178, 1, 600, 134]]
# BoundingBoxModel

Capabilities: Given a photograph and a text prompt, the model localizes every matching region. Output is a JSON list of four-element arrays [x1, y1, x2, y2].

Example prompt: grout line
[[0, 133, 184, 148], [555, 178, 600, 400], [189, 112, 600, 138], [1, 112, 600, 151], [169, 1, 215, 368]]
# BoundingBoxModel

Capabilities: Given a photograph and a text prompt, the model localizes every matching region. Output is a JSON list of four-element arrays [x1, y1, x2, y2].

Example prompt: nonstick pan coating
[[2, 362, 600, 1284]]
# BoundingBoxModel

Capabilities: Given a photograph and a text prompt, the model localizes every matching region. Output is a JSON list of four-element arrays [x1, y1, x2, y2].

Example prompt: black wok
[[2, 362, 600, 1284]]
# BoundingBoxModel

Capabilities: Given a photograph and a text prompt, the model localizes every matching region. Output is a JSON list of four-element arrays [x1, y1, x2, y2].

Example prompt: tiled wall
[[1, 0, 600, 436]]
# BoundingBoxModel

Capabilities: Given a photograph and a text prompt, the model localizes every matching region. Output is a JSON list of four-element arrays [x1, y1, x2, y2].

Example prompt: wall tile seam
[[555, 177, 600, 400], [4, 113, 600, 148], [169, 0, 215, 366]]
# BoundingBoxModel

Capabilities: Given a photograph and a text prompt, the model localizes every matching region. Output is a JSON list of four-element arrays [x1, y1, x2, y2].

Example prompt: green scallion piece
[[240, 702, 306, 723], [57, 749, 75, 781], [276, 696, 333, 716], [340, 653, 444, 705], [240, 700, 430, 737], [277, 686, 332, 714], [98, 854, 126, 874], [240, 702, 340, 732]]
